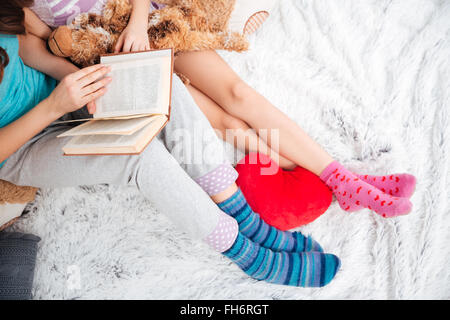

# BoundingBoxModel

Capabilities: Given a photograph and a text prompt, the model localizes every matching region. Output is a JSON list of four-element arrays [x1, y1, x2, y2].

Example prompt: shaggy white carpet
[[11, 0, 450, 299]]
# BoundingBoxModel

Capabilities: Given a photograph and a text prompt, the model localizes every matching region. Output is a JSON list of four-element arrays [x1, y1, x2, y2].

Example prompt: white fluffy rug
[[11, 0, 450, 299]]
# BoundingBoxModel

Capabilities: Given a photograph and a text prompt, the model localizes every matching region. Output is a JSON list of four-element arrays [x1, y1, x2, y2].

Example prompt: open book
[[58, 49, 174, 155]]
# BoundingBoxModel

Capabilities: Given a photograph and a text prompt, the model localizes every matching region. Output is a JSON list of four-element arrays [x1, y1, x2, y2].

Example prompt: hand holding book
[[58, 49, 174, 156], [47, 65, 111, 117]]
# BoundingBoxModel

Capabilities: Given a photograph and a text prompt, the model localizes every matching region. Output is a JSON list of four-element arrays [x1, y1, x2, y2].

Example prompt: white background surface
[[12, 0, 450, 299]]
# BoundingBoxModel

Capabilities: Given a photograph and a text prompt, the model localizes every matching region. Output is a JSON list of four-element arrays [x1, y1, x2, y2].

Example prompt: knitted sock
[[203, 210, 240, 253], [355, 174, 416, 198], [223, 232, 340, 287], [218, 189, 323, 253], [320, 161, 412, 218]]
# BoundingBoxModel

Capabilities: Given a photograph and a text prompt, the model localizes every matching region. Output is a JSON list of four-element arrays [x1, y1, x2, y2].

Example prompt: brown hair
[[0, 0, 34, 35], [0, 0, 33, 83], [0, 47, 8, 82]]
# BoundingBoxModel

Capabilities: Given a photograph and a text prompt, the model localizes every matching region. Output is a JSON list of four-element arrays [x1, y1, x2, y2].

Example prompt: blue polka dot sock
[[223, 232, 340, 287], [218, 189, 324, 253]]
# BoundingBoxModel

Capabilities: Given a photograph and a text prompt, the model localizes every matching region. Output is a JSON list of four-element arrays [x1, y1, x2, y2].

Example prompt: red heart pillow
[[235, 153, 332, 231]]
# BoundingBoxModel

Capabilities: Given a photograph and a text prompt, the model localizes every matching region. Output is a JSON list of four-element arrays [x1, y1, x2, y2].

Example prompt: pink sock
[[320, 161, 412, 218], [355, 174, 416, 198]]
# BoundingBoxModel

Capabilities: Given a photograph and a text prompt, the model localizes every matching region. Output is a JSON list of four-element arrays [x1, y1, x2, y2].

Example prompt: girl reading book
[[26, 0, 417, 219], [0, 0, 341, 288]]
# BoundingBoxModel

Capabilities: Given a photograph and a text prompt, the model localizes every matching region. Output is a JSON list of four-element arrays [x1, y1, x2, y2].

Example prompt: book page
[[64, 123, 150, 151], [95, 59, 163, 118], [101, 49, 172, 64], [66, 132, 141, 148], [57, 116, 157, 137], [63, 115, 168, 155]]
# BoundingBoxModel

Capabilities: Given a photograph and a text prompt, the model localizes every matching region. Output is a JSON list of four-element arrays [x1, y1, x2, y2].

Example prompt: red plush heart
[[235, 153, 332, 231]]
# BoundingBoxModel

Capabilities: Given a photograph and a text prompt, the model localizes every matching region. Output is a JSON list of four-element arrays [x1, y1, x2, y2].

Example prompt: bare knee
[[226, 80, 258, 115]]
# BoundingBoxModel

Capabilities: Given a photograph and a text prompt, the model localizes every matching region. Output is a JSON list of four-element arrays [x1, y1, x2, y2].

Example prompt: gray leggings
[[0, 75, 238, 241]]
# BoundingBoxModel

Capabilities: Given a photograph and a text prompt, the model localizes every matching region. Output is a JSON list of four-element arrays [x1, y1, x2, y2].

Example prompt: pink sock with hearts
[[355, 173, 416, 198], [319, 161, 412, 218]]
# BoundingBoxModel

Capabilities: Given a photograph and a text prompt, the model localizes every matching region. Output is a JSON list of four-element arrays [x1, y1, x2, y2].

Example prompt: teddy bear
[[0, 180, 37, 231], [48, 0, 249, 67]]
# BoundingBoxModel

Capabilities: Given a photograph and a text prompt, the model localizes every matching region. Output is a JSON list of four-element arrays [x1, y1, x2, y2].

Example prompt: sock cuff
[[195, 163, 239, 196], [319, 160, 342, 182], [217, 187, 242, 206], [217, 188, 247, 216], [203, 210, 239, 253]]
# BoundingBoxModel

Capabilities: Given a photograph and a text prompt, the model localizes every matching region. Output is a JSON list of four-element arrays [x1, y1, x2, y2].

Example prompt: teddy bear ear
[[48, 26, 73, 57]]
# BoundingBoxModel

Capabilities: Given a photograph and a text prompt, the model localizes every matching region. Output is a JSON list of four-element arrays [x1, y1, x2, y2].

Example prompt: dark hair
[[0, 0, 33, 83], [0, 0, 34, 35], [0, 47, 8, 82]]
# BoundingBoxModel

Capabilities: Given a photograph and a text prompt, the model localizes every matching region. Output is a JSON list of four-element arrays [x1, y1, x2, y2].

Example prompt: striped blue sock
[[218, 189, 323, 253], [223, 232, 340, 287]]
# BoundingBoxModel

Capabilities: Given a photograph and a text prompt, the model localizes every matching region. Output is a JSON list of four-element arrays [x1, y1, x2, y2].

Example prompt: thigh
[[0, 125, 142, 188], [0, 125, 223, 239], [175, 51, 243, 108]]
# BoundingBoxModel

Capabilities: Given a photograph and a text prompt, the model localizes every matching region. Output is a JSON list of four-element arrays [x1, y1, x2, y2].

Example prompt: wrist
[[128, 1, 150, 29], [128, 18, 148, 30], [40, 97, 65, 120]]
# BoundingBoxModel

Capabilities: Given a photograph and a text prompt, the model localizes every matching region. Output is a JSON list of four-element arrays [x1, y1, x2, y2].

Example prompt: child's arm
[[18, 33, 79, 81], [19, 33, 99, 113], [20, 11, 101, 113], [0, 65, 111, 164], [114, 0, 151, 52], [21, 7, 79, 80], [23, 8, 52, 40]]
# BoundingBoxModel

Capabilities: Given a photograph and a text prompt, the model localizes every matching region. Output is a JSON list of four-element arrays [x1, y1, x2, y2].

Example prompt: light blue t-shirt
[[0, 34, 57, 168]]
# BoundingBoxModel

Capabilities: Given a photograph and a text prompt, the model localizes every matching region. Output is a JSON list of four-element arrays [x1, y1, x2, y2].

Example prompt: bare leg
[[211, 183, 238, 203], [186, 84, 296, 170], [175, 51, 333, 176]]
